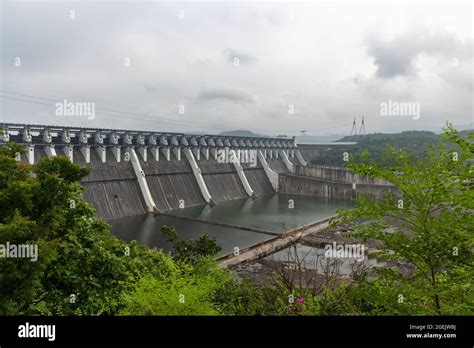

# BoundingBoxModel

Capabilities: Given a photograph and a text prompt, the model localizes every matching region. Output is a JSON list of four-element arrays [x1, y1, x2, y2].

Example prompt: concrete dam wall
[[80, 151, 286, 218], [75, 148, 147, 219], [294, 164, 394, 186], [140, 153, 206, 211], [197, 157, 247, 202], [241, 162, 274, 195], [19, 146, 148, 220], [4, 124, 307, 221], [279, 173, 398, 200], [267, 158, 291, 174], [3, 123, 397, 220]]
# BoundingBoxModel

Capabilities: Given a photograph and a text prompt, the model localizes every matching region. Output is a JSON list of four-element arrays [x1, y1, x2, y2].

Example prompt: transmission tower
[[359, 116, 366, 136], [350, 117, 357, 136]]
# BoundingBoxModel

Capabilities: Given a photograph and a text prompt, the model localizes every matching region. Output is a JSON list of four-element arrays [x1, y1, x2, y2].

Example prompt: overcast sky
[[1, 0, 473, 136]]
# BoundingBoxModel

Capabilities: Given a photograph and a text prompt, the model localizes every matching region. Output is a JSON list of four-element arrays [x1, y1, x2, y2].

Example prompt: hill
[[311, 131, 441, 166], [218, 130, 269, 138]]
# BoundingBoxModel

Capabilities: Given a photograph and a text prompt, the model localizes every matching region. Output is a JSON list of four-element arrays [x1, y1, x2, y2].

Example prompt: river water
[[110, 193, 354, 256]]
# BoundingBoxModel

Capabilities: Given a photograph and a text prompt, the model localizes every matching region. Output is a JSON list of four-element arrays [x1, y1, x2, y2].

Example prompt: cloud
[[197, 88, 256, 104], [366, 29, 472, 79], [0, 2, 471, 135], [144, 85, 158, 93]]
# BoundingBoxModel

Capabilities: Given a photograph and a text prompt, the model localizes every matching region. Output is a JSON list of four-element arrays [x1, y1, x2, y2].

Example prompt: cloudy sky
[[1, 0, 473, 136]]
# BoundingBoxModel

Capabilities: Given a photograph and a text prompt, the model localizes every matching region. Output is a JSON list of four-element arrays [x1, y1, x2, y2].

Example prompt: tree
[[332, 124, 474, 315], [161, 225, 221, 263], [0, 143, 236, 315], [0, 147, 167, 315]]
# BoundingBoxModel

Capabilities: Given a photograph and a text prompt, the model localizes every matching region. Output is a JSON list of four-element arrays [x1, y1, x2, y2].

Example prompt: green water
[[110, 193, 354, 256], [171, 193, 355, 233]]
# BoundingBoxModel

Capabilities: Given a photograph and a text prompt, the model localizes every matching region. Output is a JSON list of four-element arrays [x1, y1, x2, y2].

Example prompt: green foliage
[[0, 143, 34, 223], [0, 146, 234, 316], [332, 124, 474, 315], [1, 125, 471, 317], [161, 225, 221, 263], [0, 141, 26, 158], [302, 282, 358, 316], [0, 212, 49, 314], [0, 150, 173, 315], [119, 257, 231, 315], [214, 278, 270, 315]]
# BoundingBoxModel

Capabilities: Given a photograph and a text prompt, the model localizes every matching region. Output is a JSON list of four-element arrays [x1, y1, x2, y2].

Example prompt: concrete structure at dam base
[[1, 123, 396, 221]]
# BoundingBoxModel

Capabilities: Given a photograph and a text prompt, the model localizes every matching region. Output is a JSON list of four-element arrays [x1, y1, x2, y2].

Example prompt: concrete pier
[[218, 215, 336, 268]]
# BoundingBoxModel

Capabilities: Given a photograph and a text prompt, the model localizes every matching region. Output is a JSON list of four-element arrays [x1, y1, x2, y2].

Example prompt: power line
[[0, 91, 230, 130], [0, 89, 350, 134], [0, 95, 226, 131]]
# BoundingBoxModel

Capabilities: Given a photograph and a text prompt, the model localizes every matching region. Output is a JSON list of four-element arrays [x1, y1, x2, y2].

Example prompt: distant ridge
[[218, 130, 270, 137]]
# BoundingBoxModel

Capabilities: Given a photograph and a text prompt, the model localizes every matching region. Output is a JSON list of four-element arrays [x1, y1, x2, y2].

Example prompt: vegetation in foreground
[[0, 124, 472, 315]]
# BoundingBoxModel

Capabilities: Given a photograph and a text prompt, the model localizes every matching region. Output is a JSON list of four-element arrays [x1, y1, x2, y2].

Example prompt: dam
[[1, 123, 394, 255]]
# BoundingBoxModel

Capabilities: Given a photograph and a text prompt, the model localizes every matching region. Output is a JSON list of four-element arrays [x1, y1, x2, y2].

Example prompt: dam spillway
[[2, 123, 308, 220], [198, 157, 247, 202], [141, 155, 207, 211], [1, 123, 398, 257], [1, 123, 395, 221], [76, 148, 147, 219]]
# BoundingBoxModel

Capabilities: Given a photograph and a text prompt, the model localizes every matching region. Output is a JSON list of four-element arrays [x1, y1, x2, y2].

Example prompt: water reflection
[[110, 213, 272, 256], [172, 193, 355, 233], [110, 194, 355, 256]]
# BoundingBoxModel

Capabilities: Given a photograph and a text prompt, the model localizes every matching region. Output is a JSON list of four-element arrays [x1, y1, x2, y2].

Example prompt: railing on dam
[[0, 123, 300, 161]]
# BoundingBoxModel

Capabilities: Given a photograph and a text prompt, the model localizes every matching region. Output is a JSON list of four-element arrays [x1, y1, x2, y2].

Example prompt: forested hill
[[311, 131, 443, 166], [339, 130, 439, 144]]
